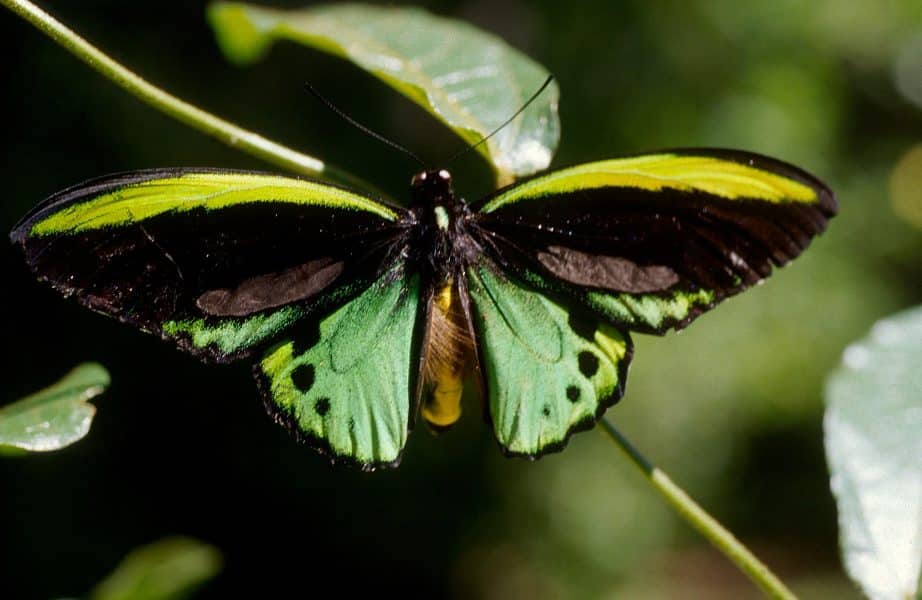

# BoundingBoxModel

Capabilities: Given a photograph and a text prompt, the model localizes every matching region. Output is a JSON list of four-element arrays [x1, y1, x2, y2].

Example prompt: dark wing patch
[[537, 245, 679, 292], [196, 257, 345, 317]]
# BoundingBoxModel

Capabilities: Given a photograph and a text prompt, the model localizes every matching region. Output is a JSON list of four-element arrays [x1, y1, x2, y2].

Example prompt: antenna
[[305, 82, 428, 169], [445, 75, 554, 166]]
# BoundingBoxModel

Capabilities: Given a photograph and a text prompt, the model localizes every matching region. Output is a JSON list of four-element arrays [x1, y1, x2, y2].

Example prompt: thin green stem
[[1, 0, 367, 189], [598, 418, 798, 600]]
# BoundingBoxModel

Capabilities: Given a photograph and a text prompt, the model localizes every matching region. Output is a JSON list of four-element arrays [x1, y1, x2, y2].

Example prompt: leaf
[[0, 363, 109, 452], [207, 2, 561, 182], [824, 306, 922, 600], [90, 537, 222, 600]]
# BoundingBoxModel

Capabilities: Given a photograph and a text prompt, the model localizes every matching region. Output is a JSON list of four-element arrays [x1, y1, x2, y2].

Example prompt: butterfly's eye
[[437, 169, 452, 182]]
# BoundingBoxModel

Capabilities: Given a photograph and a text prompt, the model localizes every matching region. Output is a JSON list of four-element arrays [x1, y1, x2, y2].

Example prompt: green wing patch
[[255, 269, 420, 469], [163, 306, 305, 361], [466, 262, 632, 457], [583, 288, 717, 332], [509, 267, 719, 335]]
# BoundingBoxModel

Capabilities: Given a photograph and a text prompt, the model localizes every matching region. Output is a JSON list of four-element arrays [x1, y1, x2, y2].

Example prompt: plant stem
[[0, 0, 366, 188], [598, 418, 798, 600]]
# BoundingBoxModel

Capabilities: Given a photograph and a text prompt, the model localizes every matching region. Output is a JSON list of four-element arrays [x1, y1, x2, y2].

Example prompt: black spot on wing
[[578, 351, 600, 378], [314, 397, 331, 417], [291, 363, 315, 392], [566, 385, 581, 402]]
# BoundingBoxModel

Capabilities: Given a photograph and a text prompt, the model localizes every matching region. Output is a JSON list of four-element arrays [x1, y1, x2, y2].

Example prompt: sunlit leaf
[[0, 363, 109, 452], [207, 2, 560, 182], [90, 537, 222, 600], [824, 306, 922, 600]]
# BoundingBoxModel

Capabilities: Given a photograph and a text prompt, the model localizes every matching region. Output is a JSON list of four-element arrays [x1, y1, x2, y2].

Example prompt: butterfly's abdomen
[[421, 279, 473, 431]]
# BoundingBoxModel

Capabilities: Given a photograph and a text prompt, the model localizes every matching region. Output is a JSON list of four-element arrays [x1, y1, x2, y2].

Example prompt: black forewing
[[10, 169, 413, 362], [469, 149, 837, 334]]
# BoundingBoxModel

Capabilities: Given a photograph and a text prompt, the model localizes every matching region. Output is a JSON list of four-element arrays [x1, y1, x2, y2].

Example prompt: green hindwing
[[255, 268, 421, 469], [466, 262, 633, 457]]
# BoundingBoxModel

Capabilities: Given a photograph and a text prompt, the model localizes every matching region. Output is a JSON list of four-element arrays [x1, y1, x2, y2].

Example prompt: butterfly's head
[[410, 169, 454, 207]]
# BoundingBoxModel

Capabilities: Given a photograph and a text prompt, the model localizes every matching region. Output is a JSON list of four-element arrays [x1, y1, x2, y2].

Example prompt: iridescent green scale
[[10, 150, 836, 469]]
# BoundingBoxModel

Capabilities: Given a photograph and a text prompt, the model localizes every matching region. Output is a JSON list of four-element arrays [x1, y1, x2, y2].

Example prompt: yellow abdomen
[[421, 280, 471, 431]]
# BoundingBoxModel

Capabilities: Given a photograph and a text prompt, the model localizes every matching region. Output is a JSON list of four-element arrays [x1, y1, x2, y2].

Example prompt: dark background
[[2, 1, 920, 598]]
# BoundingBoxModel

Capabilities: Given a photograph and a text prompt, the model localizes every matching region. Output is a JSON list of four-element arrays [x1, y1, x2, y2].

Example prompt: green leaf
[[0, 363, 110, 452], [90, 537, 222, 600], [207, 2, 561, 182], [824, 306, 922, 600]]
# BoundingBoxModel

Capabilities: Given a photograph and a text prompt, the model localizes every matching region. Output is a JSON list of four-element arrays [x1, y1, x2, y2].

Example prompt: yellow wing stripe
[[481, 154, 819, 213], [31, 172, 397, 235]]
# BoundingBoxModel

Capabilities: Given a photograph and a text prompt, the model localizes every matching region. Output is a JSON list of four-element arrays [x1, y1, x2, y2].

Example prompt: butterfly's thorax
[[409, 169, 463, 271], [408, 169, 474, 431]]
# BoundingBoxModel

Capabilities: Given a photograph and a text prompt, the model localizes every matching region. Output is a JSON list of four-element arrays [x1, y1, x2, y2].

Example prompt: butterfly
[[10, 149, 836, 469]]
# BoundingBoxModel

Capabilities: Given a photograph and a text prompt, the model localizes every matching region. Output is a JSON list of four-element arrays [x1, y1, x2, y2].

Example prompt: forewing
[[10, 169, 407, 361], [464, 259, 632, 458], [254, 264, 424, 470], [473, 149, 837, 333]]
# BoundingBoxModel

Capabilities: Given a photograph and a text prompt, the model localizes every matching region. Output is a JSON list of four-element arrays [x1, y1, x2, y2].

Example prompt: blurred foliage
[[0, 362, 108, 452], [90, 537, 222, 600], [1, 1, 920, 599], [890, 144, 922, 230]]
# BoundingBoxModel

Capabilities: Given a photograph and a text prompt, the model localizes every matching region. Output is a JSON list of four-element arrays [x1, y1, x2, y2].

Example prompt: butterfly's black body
[[405, 169, 484, 427]]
